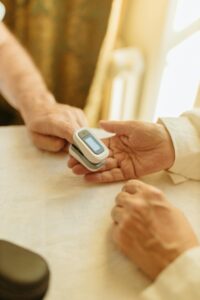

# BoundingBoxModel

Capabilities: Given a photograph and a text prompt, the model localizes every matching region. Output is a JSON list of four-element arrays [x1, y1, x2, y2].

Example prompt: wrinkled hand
[[111, 180, 199, 280], [68, 120, 175, 183], [22, 101, 87, 152]]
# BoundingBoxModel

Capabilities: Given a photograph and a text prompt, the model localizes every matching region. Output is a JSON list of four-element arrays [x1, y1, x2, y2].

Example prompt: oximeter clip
[[69, 128, 109, 172]]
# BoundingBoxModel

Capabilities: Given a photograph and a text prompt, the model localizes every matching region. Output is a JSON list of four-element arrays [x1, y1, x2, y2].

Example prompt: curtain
[[0, 0, 113, 124], [84, 0, 124, 126]]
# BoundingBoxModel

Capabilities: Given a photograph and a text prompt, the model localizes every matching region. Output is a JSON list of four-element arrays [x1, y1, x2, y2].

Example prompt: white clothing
[[161, 109, 200, 183], [140, 247, 200, 300], [139, 109, 200, 300]]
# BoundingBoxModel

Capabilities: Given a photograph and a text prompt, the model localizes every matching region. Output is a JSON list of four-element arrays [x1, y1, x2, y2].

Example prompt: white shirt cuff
[[159, 117, 200, 181], [139, 247, 200, 300]]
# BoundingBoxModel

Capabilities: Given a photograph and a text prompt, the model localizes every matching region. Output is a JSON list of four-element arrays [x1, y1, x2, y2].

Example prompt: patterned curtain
[[0, 0, 113, 124]]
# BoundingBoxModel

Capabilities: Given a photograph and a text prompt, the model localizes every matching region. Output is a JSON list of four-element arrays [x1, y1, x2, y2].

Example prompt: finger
[[103, 157, 118, 170], [62, 143, 69, 153], [85, 168, 126, 183], [123, 180, 166, 206], [74, 109, 88, 127], [68, 156, 118, 175], [115, 192, 151, 224], [78, 157, 118, 173], [129, 197, 151, 223], [115, 192, 132, 206], [30, 132, 67, 152], [122, 180, 145, 194], [72, 164, 91, 175], [111, 206, 124, 224], [51, 119, 79, 144], [99, 120, 134, 135], [67, 156, 79, 168], [30, 117, 79, 144]]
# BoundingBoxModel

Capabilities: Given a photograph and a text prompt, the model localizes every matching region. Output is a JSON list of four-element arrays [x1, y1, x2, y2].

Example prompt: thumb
[[30, 118, 77, 144], [99, 120, 132, 135]]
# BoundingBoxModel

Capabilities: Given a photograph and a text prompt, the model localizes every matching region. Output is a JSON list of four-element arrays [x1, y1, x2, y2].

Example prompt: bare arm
[[0, 22, 87, 151], [0, 22, 54, 118]]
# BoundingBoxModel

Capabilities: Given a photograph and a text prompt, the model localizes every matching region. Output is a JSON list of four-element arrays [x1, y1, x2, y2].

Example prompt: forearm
[[0, 22, 55, 121]]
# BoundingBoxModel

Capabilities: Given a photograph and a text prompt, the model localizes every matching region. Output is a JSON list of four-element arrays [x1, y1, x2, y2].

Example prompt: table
[[0, 126, 200, 299]]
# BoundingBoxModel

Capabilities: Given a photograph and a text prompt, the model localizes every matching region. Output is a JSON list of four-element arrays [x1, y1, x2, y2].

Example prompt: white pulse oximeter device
[[69, 128, 109, 172]]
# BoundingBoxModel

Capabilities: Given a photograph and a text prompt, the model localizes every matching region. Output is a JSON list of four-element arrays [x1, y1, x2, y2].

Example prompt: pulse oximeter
[[69, 128, 109, 172]]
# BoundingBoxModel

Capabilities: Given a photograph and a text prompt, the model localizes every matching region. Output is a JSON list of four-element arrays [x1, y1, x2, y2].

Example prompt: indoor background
[[0, 0, 199, 126]]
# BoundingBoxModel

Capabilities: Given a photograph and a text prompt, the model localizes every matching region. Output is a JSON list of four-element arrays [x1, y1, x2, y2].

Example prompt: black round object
[[0, 240, 50, 300]]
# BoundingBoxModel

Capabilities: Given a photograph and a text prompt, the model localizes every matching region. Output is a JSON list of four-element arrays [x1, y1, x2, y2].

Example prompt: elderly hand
[[21, 98, 87, 152], [111, 180, 199, 280], [68, 120, 175, 183]]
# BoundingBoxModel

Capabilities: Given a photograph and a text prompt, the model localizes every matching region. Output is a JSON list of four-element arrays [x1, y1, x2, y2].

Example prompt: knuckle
[[127, 179, 137, 185], [124, 180, 135, 188], [153, 188, 164, 199], [146, 186, 164, 200], [124, 179, 142, 191], [115, 191, 128, 204], [133, 199, 147, 212]]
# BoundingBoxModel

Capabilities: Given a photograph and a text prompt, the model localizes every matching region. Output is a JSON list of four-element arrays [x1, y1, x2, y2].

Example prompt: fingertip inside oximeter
[[69, 128, 109, 171], [69, 144, 105, 172]]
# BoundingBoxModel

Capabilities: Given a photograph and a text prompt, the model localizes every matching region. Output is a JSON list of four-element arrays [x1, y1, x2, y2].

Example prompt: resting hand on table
[[111, 180, 199, 280], [21, 99, 87, 152], [68, 120, 175, 183]]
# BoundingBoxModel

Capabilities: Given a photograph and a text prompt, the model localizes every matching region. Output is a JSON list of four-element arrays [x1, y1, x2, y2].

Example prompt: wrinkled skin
[[23, 101, 88, 152], [68, 120, 175, 183], [111, 180, 199, 280]]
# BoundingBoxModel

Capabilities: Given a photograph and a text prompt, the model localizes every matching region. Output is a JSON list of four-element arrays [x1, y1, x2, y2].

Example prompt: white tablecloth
[[0, 126, 200, 299]]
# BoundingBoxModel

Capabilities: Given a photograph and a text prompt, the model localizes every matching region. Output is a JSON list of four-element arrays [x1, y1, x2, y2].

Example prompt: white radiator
[[107, 48, 144, 120]]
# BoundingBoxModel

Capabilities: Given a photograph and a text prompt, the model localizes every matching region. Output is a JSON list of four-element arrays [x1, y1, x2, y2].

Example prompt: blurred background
[[0, 0, 200, 126]]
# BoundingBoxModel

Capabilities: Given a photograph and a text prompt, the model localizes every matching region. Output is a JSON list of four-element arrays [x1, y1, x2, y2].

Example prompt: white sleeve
[[160, 109, 200, 183], [139, 247, 200, 300]]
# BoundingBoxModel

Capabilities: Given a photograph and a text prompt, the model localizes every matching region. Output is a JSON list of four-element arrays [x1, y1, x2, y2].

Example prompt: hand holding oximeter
[[69, 128, 109, 172]]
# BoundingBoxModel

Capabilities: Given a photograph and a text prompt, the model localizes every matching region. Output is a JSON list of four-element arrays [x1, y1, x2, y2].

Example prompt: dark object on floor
[[0, 240, 50, 300]]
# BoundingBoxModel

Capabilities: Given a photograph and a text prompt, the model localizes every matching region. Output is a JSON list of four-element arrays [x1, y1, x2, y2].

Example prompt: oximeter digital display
[[78, 130, 104, 155], [69, 128, 109, 172]]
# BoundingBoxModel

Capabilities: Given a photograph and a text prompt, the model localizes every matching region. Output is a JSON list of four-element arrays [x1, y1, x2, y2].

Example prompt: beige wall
[[119, 0, 170, 120]]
